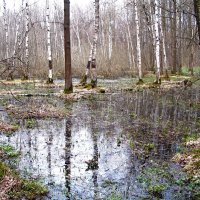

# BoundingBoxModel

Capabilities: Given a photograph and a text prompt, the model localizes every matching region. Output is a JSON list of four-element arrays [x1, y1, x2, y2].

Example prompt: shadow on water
[[0, 86, 200, 199]]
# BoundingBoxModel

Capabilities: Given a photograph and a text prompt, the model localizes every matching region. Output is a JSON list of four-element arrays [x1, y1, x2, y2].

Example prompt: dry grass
[[0, 121, 18, 134], [172, 138, 200, 178], [6, 100, 69, 119]]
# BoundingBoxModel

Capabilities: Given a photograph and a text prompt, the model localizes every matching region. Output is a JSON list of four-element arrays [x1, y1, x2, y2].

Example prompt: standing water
[[0, 86, 200, 199]]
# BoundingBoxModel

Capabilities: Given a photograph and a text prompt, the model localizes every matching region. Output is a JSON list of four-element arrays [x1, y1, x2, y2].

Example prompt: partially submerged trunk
[[80, 0, 100, 88], [46, 0, 53, 84]]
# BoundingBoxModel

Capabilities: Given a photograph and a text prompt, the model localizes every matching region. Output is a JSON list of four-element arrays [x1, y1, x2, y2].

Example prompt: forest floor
[[0, 73, 199, 199]]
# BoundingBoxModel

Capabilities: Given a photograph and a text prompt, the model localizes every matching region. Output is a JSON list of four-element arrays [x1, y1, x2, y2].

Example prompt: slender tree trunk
[[81, 0, 100, 87], [172, 0, 177, 74], [146, 1, 155, 71], [108, 13, 113, 64], [194, 0, 200, 44], [126, 32, 132, 68], [160, 1, 169, 79], [64, 0, 73, 93], [23, 0, 29, 80], [154, 0, 161, 84], [134, 0, 143, 83], [189, 12, 194, 76], [46, 0, 53, 84], [178, 6, 182, 74], [3, 0, 9, 59], [126, 6, 135, 69]]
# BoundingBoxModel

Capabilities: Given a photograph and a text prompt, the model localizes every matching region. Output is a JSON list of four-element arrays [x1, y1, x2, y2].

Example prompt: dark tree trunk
[[194, 0, 200, 44], [172, 0, 177, 74], [64, 0, 73, 93]]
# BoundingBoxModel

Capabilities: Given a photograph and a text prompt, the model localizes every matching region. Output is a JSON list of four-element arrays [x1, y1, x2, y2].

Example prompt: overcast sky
[[1, 0, 93, 11]]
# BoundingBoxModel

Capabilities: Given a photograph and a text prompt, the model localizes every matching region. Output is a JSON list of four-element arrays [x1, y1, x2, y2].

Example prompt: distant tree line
[[0, 0, 199, 83]]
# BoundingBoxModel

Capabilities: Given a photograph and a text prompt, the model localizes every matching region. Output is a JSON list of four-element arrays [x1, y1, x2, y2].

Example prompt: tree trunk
[[134, 0, 143, 82], [194, 0, 200, 44], [160, 1, 169, 79], [172, 0, 177, 74], [188, 11, 194, 76], [126, 6, 135, 69], [178, 6, 182, 74], [24, 0, 29, 80], [154, 0, 161, 84], [46, 0, 53, 84], [3, 0, 9, 59], [81, 0, 100, 87], [64, 0, 73, 93], [108, 12, 113, 64]]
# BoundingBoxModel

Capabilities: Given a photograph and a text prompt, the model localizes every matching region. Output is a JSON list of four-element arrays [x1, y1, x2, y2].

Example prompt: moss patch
[[0, 145, 48, 199], [0, 144, 20, 159], [8, 180, 48, 200]]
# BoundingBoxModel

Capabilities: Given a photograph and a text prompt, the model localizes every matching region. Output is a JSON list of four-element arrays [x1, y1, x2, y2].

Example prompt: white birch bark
[[25, 0, 29, 79], [134, 0, 142, 81], [3, 0, 9, 59], [90, 0, 100, 84], [13, 19, 20, 57], [154, 0, 161, 83], [14, 1, 24, 57], [82, 0, 100, 86], [46, 0, 53, 83]]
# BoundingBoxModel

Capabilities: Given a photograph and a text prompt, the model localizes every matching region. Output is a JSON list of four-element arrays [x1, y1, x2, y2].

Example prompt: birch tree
[[80, 0, 100, 88], [13, 1, 24, 57], [46, 0, 53, 83], [64, 0, 73, 93], [3, 0, 9, 59], [134, 0, 143, 84], [24, 0, 29, 80]]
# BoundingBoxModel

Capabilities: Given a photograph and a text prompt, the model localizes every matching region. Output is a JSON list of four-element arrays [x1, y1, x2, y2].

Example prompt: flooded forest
[[0, 0, 200, 200]]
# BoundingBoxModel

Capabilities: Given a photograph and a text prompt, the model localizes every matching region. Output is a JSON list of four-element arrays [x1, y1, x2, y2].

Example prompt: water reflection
[[65, 119, 71, 199], [0, 87, 199, 199]]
